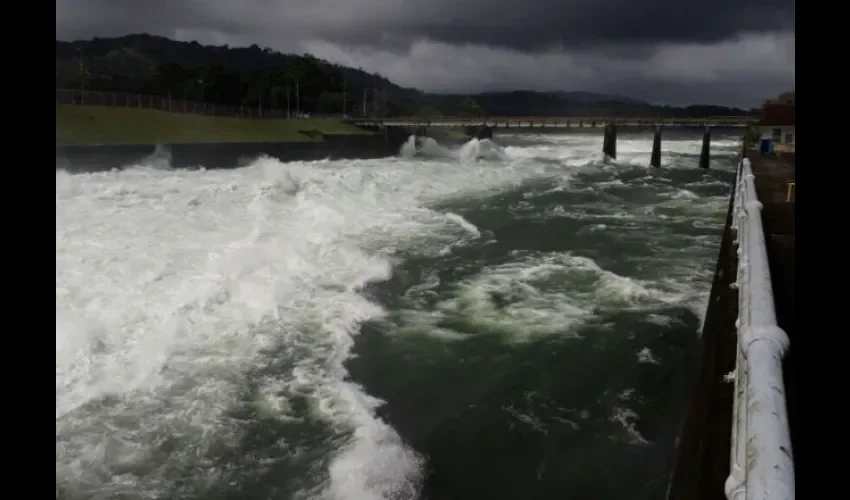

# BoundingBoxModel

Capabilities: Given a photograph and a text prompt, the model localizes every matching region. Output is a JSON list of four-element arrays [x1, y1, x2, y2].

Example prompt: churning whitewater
[[56, 131, 740, 500]]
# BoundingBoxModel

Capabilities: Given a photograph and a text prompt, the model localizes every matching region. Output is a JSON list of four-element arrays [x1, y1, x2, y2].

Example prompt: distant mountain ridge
[[56, 34, 754, 118]]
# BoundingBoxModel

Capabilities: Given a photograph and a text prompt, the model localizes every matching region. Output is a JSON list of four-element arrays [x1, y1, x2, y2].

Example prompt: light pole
[[77, 47, 85, 103], [197, 78, 205, 112]]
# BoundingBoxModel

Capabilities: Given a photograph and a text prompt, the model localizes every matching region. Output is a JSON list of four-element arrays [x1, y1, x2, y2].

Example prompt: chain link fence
[[56, 88, 346, 119]]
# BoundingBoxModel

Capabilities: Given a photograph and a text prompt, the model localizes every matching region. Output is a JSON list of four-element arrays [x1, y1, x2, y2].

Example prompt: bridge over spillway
[[351, 116, 754, 129], [361, 116, 754, 168], [378, 119, 743, 169]]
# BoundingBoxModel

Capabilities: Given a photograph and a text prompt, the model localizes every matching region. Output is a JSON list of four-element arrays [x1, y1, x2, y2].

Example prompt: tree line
[[55, 34, 753, 119], [64, 59, 405, 117]]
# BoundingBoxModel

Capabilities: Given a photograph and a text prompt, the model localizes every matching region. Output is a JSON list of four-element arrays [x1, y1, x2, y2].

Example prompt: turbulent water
[[56, 130, 739, 500]]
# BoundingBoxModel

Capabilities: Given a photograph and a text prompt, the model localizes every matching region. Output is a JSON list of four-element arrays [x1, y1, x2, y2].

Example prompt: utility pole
[[198, 78, 205, 112], [342, 78, 347, 118], [295, 81, 300, 117], [77, 47, 85, 103], [286, 87, 290, 119], [362, 88, 367, 117]]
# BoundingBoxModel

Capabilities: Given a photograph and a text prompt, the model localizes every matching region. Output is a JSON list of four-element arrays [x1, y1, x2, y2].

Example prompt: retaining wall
[[56, 128, 412, 172]]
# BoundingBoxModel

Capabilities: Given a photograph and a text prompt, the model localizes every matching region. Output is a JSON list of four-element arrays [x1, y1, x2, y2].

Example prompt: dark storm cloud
[[56, 0, 795, 107], [317, 0, 795, 52], [56, 0, 794, 50], [302, 33, 794, 107]]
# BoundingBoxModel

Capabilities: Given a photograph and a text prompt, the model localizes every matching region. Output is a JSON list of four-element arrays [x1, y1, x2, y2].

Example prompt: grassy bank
[[56, 105, 374, 145]]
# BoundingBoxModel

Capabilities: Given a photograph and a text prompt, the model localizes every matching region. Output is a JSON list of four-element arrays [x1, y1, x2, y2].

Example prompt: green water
[[350, 151, 735, 499], [55, 131, 739, 500]]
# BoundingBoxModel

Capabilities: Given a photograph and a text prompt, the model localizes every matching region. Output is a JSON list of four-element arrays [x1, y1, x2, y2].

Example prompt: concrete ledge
[[56, 129, 412, 172]]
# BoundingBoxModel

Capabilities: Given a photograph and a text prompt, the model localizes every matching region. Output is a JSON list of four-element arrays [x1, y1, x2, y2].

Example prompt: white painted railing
[[725, 157, 794, 500]]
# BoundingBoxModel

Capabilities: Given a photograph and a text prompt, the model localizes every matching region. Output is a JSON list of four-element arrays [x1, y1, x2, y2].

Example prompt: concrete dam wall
[[56, 127, 414, 173]]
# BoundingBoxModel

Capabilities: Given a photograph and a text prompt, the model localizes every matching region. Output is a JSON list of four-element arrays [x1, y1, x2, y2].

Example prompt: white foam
[[499, 132, 742, 172], [393, 251, 699, 344], [407, 136, 508, 162], [611, 389, 650, 445], [56, 152, 566, 498], [56, 131, 729, 496], [636, 347, 661, 364]]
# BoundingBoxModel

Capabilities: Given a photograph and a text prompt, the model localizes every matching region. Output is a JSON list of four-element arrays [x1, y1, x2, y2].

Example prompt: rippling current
[[56, 130, 739, 500]]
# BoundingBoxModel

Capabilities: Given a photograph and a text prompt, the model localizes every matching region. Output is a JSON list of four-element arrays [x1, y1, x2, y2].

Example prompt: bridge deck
[[351, 116, 753, 128], [666, 150, 796, 500]]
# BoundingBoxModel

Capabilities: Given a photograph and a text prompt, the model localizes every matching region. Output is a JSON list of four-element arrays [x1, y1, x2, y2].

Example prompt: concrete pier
[[650, 126, 662, 168], [699, 127, 711, 169], [466, 125, 494, 140], [602, 123, 617, 159]]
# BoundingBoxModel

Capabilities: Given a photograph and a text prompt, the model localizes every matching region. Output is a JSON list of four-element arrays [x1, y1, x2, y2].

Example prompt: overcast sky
[[56, 0, 795, 107]]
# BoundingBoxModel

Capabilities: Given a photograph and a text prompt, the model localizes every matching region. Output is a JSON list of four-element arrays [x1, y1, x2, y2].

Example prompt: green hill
[[56, 105, 371, 145], [56, 34, 756, 119]]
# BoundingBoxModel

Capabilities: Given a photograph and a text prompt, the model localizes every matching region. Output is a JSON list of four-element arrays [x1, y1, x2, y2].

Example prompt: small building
[[755, 91, 795, 152]]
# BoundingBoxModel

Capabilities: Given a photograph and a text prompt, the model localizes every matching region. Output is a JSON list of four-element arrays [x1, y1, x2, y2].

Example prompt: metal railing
[[354, 116, 755, 126], [725, 157, 794, 500]]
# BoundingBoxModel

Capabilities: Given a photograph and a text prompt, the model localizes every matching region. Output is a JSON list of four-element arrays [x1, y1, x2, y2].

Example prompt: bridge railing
[[726, 157, 794, 500], [361, 116, 754, 125]]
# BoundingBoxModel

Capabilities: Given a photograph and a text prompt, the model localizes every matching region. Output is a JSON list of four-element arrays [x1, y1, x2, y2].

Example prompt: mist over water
[[56, 130, 739, 500]]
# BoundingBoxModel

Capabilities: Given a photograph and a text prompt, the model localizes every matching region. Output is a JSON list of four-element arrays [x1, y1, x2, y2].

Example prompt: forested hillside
[[56, 34, 755, 118]]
